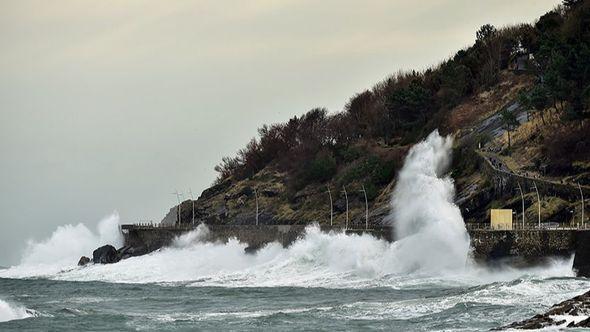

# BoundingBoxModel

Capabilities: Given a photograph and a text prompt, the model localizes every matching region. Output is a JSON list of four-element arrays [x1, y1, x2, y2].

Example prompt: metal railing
[[465, 222, 590, 231]]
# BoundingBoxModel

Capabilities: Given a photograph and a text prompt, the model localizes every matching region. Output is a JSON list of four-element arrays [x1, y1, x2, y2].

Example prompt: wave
[[0, 223, 576, 288], [0, 299, 36, 323], [0, 131, 577, 289], [1, 213, 122, 277]]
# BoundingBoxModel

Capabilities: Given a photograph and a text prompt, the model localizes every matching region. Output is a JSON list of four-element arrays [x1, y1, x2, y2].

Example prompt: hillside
[[162, 1, 590, 228]]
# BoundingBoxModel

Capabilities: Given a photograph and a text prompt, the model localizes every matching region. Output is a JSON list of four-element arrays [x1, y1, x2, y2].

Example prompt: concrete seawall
[[121, 224, 590, 275], [121, 224, 393, 252]]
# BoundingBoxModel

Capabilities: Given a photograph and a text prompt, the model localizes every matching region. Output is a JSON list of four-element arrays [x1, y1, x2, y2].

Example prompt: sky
[[0, 0, 561, 265]]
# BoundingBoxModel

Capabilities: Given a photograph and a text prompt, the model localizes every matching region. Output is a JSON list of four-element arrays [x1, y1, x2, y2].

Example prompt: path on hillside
[[462, 98, 589, 193]]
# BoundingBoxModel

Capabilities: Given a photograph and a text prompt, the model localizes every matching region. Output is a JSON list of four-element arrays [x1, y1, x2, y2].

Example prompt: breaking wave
[[0, 131, 575, 287], [2, 213, 122, 277], [0, 299, 36, 323]]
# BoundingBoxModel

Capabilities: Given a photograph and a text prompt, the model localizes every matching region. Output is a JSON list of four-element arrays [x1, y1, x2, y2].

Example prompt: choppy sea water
[[1, 225, 588, 331], [1, 270, 589, 331], [2, 132, 586, 331]]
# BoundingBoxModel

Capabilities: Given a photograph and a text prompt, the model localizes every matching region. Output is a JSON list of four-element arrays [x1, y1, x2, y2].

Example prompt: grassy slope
[[177, 70, 579, 227]]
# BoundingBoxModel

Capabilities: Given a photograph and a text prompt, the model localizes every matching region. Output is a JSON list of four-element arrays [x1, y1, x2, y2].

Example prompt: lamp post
[[532, 182, 541, 228], [326, 186, 333, 227], [360, 185, 369, 230], [579, 182, 585, 228], [188, 188, 195, 226], [516, 182, 525, 228], [342, 186, 349, 230], [172, 190, 183, 226], [254, 188, 259, 226]]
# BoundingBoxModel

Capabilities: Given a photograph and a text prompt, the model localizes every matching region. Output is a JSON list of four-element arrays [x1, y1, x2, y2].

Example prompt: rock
[[117, 245, 148, 260], [262, 189, 280, 197], [77, 256, 91, 266], [92, 245, 120, 264], [497, 289, 590, 329], [244, 243, 264, 254]]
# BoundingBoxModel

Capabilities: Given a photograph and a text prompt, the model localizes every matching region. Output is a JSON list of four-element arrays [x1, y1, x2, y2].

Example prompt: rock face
[[498, 290, 590, 329], [117, 245, 148, 260], [574, 232, 590, 277], [92, 245, 119, 264], [77, 256, 91, 266]]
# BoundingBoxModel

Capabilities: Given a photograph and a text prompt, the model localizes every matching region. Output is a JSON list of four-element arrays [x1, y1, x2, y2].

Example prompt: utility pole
[[579, 182, 585, 228], [516, 182, 525, 228], [254, 188, 259, 226], [326, 185, 333, 226], [188, 188, 195, 226], [360, 185, 369, 230], [532, 182, 541, 228], [342, 186, 349, 230], [172, 190, 183, 226]]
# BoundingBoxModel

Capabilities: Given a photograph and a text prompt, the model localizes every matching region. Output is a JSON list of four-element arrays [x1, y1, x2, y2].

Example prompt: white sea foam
[[0, 132, 579, 291], [0, 299, 35, 322], [1, 213, 122, 277]]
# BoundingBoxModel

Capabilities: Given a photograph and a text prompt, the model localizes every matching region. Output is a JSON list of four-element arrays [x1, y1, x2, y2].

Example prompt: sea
[[0, 226, 587, 331], [1, 131, 586, 331]]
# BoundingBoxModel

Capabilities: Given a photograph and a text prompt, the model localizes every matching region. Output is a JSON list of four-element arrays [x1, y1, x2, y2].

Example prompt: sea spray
[[0, 299, 35, 322], [4, 213, 122, 276], [0, 132, 574, 285], [390, 130, 470, 273]]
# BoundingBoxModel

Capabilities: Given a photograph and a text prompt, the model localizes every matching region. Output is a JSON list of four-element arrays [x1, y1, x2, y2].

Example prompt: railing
[[465, 222, 590, 231]]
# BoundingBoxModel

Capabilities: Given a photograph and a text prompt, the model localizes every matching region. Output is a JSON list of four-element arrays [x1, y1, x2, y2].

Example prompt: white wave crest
[[0, 131, 576, 288], [0, 299, 35, 323], [1, 213, 122, 277], [390, 130, 470, 273]]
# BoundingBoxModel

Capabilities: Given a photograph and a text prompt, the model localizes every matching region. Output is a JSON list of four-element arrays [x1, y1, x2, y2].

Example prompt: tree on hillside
[[500, 109, 519, 149]]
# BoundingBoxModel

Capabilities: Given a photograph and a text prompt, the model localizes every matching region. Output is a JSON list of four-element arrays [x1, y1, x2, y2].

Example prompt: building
[[490, 209, 513, 230]]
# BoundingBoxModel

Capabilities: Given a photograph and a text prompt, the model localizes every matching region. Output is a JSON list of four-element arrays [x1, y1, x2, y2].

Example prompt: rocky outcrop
[[92, 245, 119, 264], [77, 256, 90, 266], [498, 290, 590, 329]]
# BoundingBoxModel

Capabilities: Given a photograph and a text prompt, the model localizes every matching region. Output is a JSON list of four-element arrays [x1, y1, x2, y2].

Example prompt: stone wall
[[469, 229, 576, 262], [122, 224, 393, 252], [122, 224, 590, 275]]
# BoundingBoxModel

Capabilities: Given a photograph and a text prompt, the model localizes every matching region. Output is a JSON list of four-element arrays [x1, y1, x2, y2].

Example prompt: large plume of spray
[[389, 130, 470, 273], [0, 130, 576, 285]]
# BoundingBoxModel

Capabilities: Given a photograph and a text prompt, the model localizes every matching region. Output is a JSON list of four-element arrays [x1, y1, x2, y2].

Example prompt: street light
[[516, 182, 525, 228], [360, 185, 369, 230], [254, 188, 259, 226], [172, 190, 183, 225], [326, 185, 333, 227], [342, 186, 349, 230], [188, 188, 196, 226], [579, 183, 585, 228], [532, 182, 541, 228]]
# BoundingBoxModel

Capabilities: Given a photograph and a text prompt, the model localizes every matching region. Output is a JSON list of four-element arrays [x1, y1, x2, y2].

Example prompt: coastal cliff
[[159, 3, 590, 230]]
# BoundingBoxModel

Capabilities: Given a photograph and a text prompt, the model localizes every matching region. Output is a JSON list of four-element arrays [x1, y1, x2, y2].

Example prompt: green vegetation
[[214, 0, 590, 191]]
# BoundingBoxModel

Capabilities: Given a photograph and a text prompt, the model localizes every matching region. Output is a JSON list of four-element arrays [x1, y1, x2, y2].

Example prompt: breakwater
[[120, 224, 590, 275]]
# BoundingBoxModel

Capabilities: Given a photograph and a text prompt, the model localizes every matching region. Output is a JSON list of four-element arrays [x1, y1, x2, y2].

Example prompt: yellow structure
[[490, 209, 513, 230]]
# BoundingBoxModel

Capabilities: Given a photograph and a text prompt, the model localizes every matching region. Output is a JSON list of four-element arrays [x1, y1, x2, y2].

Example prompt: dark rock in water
[[244, 243, 264, 254], [497, 289, 590, 329], [117, 245, 148, 260], [77, 256, 91, 266], [92, 245, 119, 264]]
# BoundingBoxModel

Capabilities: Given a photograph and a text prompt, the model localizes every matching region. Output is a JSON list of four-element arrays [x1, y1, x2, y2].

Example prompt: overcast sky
[[0, 0, 560, 265]]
